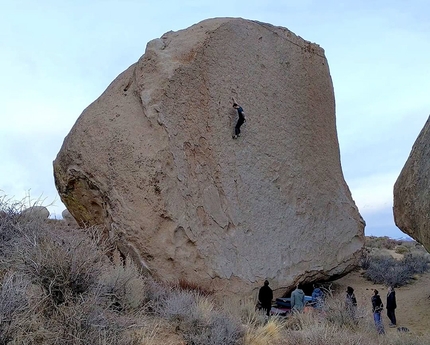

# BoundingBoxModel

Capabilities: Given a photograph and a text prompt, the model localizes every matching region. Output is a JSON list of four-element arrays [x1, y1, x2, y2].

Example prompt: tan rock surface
[[394, 116, 430, 252], [53, 18, 364, 294]]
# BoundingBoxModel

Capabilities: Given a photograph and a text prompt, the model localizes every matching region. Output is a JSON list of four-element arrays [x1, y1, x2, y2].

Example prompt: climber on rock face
[[232, 97, 246, 139]]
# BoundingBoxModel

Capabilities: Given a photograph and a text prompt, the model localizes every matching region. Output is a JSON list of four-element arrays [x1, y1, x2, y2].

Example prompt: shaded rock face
[[54, 18, 364, 294], [394, 116, 430, 252]]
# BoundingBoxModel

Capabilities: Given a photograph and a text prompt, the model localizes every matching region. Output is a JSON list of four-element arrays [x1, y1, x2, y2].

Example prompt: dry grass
[[244, 318, 284, 345]]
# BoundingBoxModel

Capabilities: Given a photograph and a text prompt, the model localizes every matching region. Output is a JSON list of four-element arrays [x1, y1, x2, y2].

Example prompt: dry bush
[[243, 318, 284, 345], [174, 278, 213, 296], [0, 273, 31, 344], [123, 318, 184, 345], [364, 253, 430, 287], [153, 288, 243, 345], [221, 295, 265, 325], [395, 245, 410, 254], [13, 224, 109, 308], [0, 197, 156, 344], [365, 236, 401, 250], [98, 256, 147, 312]]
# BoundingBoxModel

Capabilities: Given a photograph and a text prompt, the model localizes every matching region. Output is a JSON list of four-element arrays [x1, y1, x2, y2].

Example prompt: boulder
[[21, 206, 50, 220], [53, 18, 365, 294], [62, 209, 78, 227], [394, 116, 430, 252]]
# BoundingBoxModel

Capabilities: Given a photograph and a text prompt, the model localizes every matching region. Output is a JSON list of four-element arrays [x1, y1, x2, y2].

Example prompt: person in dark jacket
[[345, 286, 357, 319], [232, 97, 246, 139], [258, 280, 273, 317], [371, 289, 385, 334], [386, 286, 397, 327]]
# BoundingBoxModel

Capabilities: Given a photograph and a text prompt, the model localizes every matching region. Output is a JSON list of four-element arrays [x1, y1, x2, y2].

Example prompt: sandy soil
[[333, 268, 430, 335]]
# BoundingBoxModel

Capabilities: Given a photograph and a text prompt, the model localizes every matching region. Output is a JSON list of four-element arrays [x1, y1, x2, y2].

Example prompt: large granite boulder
[[53, 18, 364, 294], [394, 116, 430, 252]]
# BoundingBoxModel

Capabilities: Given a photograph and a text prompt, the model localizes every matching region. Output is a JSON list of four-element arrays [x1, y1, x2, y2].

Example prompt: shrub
[[359, 250, 371, 270], [395, 245, 409, 254], [365, 236, 401, 250], [243, 318, 284, 345], [364, 253, 430, 287], [403, 252, 430, 275], [0, 273, 30, 344], [98, 256, 147, 312], [153, 289, 243, 345], [13, 225, 108, 307]]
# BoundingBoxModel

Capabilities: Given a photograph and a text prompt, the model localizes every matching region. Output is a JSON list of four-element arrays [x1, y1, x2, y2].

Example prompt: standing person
[[386, 286, 397, 327], [291, 283, 305, 312], [232, 97, 246, 139], [372, 289, 385, 335], [258, 280, 273, 317], [345, 286, 357, 319]]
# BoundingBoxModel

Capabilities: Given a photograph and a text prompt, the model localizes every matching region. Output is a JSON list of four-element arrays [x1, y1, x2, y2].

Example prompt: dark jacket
[[258, 285, 273, 306], [387, 291, 397, 309], [372, 295, 384, 313]]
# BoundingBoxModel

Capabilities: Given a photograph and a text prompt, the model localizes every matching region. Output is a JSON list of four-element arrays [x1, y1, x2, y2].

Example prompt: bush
[[364, 253, 430, 287], [365, 236, 401, 250], [395, 245, 410, 254], [153, 289, 243, 345], [98, 256, 147, 312], [15, 225, 108, 307], [0, 273, 30, 344]]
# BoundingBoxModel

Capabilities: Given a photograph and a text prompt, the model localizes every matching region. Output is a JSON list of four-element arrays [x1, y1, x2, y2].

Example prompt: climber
[[232, 97, 246, 139]]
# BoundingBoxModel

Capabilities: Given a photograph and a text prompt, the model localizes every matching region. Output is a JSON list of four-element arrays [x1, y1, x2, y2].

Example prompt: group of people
[[258, 281, 308, 317], [346, 285, 397, 334], [258, 280, 398, 335]]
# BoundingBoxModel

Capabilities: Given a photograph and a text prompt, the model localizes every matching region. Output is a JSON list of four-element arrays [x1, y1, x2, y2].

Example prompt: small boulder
[[21, 206, 50, 220], [62, 209, 78, 226]]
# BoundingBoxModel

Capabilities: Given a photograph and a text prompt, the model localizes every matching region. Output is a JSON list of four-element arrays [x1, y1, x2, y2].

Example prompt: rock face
[[53, 18, 364, 294], [394, 116, 430, 252]]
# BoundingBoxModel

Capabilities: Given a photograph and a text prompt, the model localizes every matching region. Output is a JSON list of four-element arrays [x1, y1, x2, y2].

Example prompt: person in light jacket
[[291, 283, 305, 312]]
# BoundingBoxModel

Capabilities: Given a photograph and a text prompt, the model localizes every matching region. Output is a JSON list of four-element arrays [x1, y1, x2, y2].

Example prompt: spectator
[[372, 289, 385, 335], [258, 280, 273, 317], [386, 286, 397, 327], [291, 283, 305, 312], [345, 286, 357, 319], [311, 284, 324, 309]]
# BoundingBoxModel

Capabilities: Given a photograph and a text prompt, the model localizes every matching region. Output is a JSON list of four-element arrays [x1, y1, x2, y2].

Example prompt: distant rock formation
[[53, 18, 365, 294], [62, 209, 78, 227], [394, 116, 430, 252], [21, 206, 50, 220]]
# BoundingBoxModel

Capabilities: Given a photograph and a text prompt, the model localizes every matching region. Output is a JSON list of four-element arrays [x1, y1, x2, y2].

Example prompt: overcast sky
[[1, 1, 429, 238]]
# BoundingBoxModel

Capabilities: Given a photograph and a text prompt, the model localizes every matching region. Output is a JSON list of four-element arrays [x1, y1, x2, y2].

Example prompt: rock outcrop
[[62, 209, 78, 227], [53, 18, 364, 294], [394, 116, 430, 252], [21, 206, 50, 220]]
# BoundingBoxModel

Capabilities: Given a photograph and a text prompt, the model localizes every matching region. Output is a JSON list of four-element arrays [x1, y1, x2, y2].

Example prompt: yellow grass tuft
[[244, 318, 284, 345]]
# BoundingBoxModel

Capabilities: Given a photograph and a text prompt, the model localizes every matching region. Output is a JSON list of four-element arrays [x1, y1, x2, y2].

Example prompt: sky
[[1, 0, 429, 239]]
